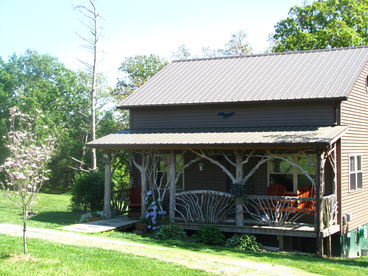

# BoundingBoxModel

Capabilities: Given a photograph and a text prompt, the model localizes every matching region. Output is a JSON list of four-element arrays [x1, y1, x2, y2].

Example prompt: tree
[[202, 30, 253, 57], [271, 0, 368, 52], [0, 107, 55, 255], [115, 54, 168, 101], [0, 50, 90, 192], [75, 0, 101, 171]]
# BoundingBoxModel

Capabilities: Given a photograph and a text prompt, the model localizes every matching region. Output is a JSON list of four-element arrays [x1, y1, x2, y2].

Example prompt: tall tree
[[271, 0, 368, 52], [75, 0, 101, 171]]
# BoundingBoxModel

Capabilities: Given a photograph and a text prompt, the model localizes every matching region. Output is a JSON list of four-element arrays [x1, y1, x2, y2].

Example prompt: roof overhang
[[87, 126, 347, 150]]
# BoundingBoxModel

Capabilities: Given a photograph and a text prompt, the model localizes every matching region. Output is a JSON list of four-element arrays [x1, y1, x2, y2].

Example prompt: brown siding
[[184, 152, 228, 192], [340, 61, 368, 232], [131, 102, 336, 129]]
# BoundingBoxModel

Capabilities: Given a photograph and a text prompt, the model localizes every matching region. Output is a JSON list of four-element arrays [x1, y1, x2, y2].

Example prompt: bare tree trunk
[[75, 0, 100, 171], [22, 206, 28, 255], [90, 0, 98, 171]]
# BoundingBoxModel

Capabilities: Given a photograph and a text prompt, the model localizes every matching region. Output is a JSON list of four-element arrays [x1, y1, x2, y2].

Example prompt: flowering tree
[[0, 107, 55, 255]]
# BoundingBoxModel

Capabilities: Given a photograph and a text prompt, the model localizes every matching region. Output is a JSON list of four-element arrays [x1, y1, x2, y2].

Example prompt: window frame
[[349, 153, 363, 192]]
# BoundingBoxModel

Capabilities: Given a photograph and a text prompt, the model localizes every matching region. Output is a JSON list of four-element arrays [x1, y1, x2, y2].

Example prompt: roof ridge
[[172, 45, 368, 63]]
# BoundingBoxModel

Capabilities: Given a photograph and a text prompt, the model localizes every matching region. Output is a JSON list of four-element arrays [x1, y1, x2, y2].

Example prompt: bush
[[153, 225, 187, 240], [71, 171, 104, 211], [193, 226, 225, 245], [225, 234, 261, 252]]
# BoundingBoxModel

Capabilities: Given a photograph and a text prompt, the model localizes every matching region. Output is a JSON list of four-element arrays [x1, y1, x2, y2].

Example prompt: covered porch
[[88, 125, 346, 255]]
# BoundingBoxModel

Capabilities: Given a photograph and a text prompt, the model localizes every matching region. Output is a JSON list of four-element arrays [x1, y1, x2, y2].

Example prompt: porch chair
[[127, 185, 141, 217]]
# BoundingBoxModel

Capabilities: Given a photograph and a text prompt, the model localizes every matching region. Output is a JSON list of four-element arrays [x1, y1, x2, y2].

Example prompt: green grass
[[100, 231, 368, 276], [0, 234, 209, 276], [0, 191, 81, 229]]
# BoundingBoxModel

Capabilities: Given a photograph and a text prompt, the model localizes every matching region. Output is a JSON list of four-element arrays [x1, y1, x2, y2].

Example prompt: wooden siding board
[[131, 103, 336, 129], [340, 61, 368, 231]]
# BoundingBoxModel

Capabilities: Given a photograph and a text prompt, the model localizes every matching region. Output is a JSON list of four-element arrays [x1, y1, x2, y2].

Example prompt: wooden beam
[[315, 150, 326, 256], [169, 150, 176, 223], [103, 150, 112, 219]]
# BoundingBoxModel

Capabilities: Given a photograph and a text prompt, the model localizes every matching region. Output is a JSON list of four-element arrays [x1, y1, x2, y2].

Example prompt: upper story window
[[349, 154, 363, 191]]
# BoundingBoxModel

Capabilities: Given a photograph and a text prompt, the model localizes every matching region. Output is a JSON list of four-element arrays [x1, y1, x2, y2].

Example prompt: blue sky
[[1, 0, 304, 84]]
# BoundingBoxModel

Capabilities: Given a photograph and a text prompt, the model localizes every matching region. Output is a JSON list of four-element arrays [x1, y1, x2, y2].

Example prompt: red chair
[[267, 184, 286, 196], [128, 186, 141, 217]]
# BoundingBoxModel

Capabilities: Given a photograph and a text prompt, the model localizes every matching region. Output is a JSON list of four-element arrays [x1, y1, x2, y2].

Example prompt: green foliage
[[225, 234, 261, 252], [272, 0, 368, 52], [153, 225, 187, 240], [193, 226, 225, 245], [71, 171, 104, 211], [0, 50, 90, 193], [115, 54, 168, 100]]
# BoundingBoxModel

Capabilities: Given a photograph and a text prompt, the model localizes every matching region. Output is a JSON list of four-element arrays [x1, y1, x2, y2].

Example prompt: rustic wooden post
[[235, 151, 244, 227], [140, 153, 147, 219], [169, 150, 176, 223], [103, 150, 112, 219], [315, 150, 326, 256]]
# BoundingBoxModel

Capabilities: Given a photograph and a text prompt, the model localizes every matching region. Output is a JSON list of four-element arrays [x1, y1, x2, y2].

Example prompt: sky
[[0, 0, 305, 85]]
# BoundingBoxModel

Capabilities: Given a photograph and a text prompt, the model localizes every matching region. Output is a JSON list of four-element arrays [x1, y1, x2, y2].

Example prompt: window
[[268, 155, 316, 193], [155, 153, 185, 190], [349, 154, 363, 191]]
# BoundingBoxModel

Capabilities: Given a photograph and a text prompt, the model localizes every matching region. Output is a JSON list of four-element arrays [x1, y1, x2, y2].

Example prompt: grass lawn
[[0, 191, 81, 229], [0, 234, 209, 276], [100, 231, 368, 276]]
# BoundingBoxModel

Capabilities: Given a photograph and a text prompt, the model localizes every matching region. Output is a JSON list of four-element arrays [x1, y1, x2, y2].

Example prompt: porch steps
[[60, 215, 139, 233]]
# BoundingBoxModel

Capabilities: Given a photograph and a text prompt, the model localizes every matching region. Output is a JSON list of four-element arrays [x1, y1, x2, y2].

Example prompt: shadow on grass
[[29, 211, 81, 226]]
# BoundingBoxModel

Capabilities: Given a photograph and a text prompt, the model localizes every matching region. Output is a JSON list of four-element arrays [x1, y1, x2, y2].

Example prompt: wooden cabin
[[88, 46, 368, 257]]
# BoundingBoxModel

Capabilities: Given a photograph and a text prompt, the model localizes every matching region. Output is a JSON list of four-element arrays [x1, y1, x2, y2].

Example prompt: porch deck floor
[[60, 215, 139, 233]]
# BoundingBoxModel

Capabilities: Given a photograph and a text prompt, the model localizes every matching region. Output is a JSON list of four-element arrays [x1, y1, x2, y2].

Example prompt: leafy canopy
[[272, 0, 368, 52]]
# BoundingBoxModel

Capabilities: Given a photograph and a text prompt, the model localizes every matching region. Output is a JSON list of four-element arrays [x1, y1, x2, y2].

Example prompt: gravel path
[[0, 224, 318, 276]]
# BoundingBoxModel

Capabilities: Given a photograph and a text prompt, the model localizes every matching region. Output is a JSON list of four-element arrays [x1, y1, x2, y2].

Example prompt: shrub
[[193, 226, 225, 245], [71, 171, 104, 211], [225, 234, 261, 252], [153, 225, 187, 240]]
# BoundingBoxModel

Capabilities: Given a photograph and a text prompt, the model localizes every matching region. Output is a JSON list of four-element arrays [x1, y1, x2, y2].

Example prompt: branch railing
[[172, 190, 235, 224], [321, 194, 338, 229], [242, 195, 316, 227], [170, 190, 341, 230]]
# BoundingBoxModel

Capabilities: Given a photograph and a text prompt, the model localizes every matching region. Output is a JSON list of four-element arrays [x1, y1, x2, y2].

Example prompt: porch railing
[[172, 190, 235, 224], [172, 190, 338, 230], [242, 195, 316, 227], [321, 194, 338, 228]]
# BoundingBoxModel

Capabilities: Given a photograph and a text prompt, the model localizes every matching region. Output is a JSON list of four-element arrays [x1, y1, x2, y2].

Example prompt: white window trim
[[348, 153, 363, 192]]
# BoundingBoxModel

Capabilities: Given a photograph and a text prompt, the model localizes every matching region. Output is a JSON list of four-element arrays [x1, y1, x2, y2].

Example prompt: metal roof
[[87, 126, 347, 149], [119, 47, 368, 108]]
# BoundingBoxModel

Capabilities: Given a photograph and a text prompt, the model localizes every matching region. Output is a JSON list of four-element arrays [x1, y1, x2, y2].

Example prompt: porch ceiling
[[87, 125, 347, 149]]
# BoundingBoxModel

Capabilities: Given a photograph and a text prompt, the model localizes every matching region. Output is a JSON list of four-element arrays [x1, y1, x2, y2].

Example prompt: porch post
[[103, 150, 112, 219], [315, 150, 326, 256], [169, 150, 176, 223], [235, 152, 244, 227], [140, 153, 147, 219]]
